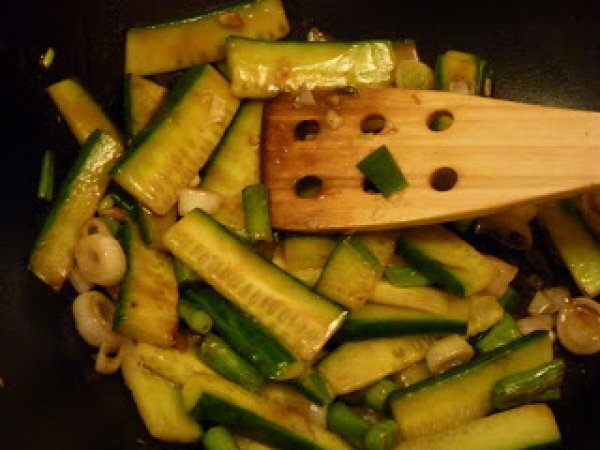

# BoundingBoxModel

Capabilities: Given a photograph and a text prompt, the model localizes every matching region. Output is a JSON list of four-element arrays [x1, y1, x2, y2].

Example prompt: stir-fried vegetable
[[28, 0, 600, 448]]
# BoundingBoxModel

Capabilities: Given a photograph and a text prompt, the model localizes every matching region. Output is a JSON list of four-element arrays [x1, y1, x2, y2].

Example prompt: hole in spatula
[[427, 110, 454, 131], [295, 120, 320, 141], [295, 175, 323, 198], [430, 167, 458, 191], [360, 114, 386, 134]]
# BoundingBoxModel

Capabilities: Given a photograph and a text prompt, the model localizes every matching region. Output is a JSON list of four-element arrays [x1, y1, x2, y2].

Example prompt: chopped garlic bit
[[294, 83, 316, 106], [178, 188, 222, 216], [306, 27, 330, 42], [325, 109, 343, 130], [218, 12, 244, 29]]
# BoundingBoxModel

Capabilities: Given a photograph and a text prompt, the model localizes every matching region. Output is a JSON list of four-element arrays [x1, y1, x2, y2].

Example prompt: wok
[[1, 0, 599, 448]]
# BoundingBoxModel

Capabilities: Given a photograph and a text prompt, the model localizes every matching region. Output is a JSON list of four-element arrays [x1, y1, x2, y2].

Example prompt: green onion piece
[[475, 314, 521, 353], [364, 419, 399, 450], [292, 370, 334, 406], [364, 378, 399, 411], [327, 402, 371, 448], [384, 266, 431, 288], [40, 47, 55, 69], [198, 333, 264, 393], [242, 183, 273, 242], [173, 258, 200, 287], [203, 426, 240, 450], [357, 146, 408, 199], [37, 149, 55, 201], [179, 296, 212, 334], [492, 359, 565, 411], [97, 194, 115, 211], [498, 286, 523, 314], [98, 215, 121, 236]]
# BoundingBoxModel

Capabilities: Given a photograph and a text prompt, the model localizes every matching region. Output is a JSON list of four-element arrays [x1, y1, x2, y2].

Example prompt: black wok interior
[[1, 1, 599, 448]]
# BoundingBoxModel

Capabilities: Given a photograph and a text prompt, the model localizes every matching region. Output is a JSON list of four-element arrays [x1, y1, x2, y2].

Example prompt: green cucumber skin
[[110, 189, 152, 245], [498, 287, 523, 314], [390, 330, 550, 403], [111, 65, 208, 176], [292, 372, 334, 406], [189, 394, 322, 450], [33, 130, 104, 247], [200, 100, 261, 186], [396, 239, 465, 297], [346, 236, 382, 270], [128, 0, 262, 31], [384, 266, 431, 288], [199, 333, 265, 393], [183, 285, 299, 380], [113, 222, 136, 328], [336, 317, 467, 341], [492, 359, 565, 411]]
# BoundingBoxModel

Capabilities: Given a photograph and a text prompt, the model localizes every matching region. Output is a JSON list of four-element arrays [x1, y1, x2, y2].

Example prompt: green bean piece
[[476, 314, 521, 353], [364, 419, 399, 450], [174, 258, 201, 287], [326, 402, 370, 448], [364, 379, 399, 412], [179, 296, 213, 334], [242, 183, 273, 242], [493, 359, 565, 411], [203, 426, 240, 450], [37, 149, 55, 201]]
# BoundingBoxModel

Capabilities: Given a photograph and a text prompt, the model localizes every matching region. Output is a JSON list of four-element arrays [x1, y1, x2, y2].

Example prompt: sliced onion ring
[[557, 297, 600, 355], [72, 290, 118, 347]]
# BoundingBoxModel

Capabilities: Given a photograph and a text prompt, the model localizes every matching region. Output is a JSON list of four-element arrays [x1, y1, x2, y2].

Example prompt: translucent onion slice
[[74, 233, 126, 286], [72, 290, 118, 347], [516, 315, 556, 343], [556, 297, 600, 355], [178, 188, 222, 216], [528, 287, 570, 316], [68, 265, 94, 294], [426, 334, 474, 375], [79, 217, 113, 238], [95, 337, 130, 374], [484, 255, 518, 298]]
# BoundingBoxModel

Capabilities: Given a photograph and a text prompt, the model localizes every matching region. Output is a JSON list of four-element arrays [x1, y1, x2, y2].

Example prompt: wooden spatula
[[262, 88, 600, 232]]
